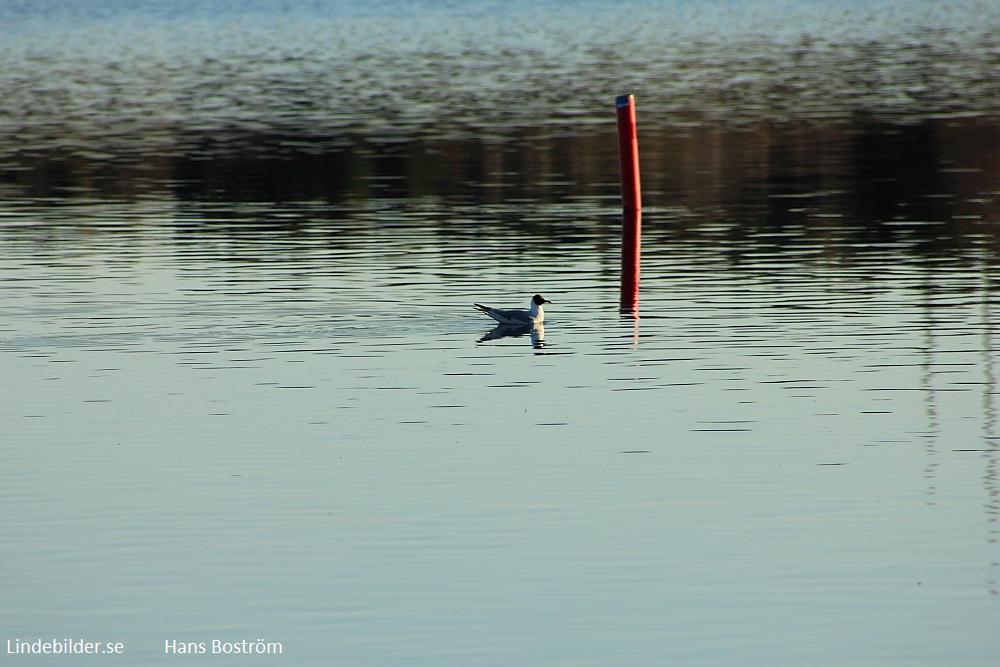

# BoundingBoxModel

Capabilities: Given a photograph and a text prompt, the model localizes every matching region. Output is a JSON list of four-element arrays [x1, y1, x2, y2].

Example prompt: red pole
[[616, 94, 641, 313]]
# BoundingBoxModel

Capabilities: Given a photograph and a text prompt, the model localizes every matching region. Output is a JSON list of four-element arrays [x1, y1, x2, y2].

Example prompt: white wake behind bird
[[473, 294, 551, 325]]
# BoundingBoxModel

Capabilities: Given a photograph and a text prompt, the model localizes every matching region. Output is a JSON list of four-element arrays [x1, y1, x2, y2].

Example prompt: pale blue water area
[[2, 0, 1000, 665], [4, 197, 999, 664]]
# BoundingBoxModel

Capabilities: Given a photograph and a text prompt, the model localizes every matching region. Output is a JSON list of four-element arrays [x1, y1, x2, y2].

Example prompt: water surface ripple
[[1, 0, 999, 160], [2, 1, 1000, 665], [2, 195, 999, 664]]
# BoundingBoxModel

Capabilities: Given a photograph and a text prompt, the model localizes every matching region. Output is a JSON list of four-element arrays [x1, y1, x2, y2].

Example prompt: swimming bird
[[474, 294, 551, 325]]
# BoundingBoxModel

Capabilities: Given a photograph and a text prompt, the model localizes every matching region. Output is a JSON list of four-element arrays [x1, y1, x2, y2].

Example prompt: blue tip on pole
[[616, 95, 641, 313]]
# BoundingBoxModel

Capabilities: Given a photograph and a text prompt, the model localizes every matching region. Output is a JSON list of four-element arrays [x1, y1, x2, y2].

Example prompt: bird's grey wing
[[474, 304, 506, 323]]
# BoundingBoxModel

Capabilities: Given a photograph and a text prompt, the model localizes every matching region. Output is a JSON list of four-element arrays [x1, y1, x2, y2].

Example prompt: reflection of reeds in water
[[2, 118, 998, 261]]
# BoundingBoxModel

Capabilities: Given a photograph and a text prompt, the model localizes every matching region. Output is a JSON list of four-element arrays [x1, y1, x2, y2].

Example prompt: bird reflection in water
[[478, 323, 545, 349]]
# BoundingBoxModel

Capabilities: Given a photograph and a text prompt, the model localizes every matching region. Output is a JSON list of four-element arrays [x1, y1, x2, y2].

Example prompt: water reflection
[[4, 117, 998, 266], [3, 161, 999, 665], [478, 322, 545, 349]]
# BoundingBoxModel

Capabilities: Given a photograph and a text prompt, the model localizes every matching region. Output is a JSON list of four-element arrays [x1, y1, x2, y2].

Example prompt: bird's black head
[[532, 294, 551, 305]]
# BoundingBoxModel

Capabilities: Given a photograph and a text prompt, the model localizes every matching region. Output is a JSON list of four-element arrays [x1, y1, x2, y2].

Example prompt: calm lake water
[[2, 1, 1000, 665]]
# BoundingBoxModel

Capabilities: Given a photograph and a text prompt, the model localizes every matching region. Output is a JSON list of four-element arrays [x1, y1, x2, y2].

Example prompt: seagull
[[474, 294, 551, 326]]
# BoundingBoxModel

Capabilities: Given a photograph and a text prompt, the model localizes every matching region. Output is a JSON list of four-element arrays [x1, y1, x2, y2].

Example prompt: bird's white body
[[474, 294, 550, 326]]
